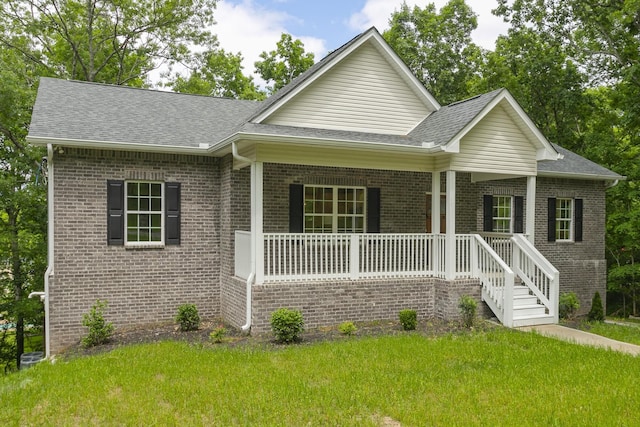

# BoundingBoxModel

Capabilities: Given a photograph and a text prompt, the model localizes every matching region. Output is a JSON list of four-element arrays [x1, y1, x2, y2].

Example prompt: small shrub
[[209, 326, 227, 343], [458, 295, 477, 328], [588, 291, 605, 322], [559, 292, 580, 320], [271, 308, 304, 343], [81, 300, 114, 348], [176, 304, 200, 332], [338, 321, 357, 336], [399, 309, 417, 331]]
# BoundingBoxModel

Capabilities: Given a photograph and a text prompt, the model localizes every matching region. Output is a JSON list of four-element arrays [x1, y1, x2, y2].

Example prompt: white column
[[431, 172, 441, 235], [526, 175, 536, 244], [445, 170, 456, 280], [252, 162, 264, 284], [431, 172, 441, 276]]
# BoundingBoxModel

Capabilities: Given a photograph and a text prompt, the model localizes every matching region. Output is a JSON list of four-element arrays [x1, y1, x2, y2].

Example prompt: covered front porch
[[233, 162, 559, 328]]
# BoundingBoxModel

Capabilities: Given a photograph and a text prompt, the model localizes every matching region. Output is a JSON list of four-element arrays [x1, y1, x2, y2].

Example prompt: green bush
[[209, 326, 227, 343], [588, 291, 605, 322], [81, 300, 114, 348], [399, 309, 417, 331], [559, 292, 580, 320], [338, 321, 357, 336], [271, 308, 304, 343], [176, 304, 200, 332], [458, 295, 477, 328]]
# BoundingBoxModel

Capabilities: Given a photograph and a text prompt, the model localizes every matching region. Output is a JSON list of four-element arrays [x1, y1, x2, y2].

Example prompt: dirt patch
[[61, 318, 499, 359]]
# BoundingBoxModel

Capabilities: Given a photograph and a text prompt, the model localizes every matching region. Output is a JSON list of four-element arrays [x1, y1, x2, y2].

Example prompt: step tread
[[513, 313, 554, 320]]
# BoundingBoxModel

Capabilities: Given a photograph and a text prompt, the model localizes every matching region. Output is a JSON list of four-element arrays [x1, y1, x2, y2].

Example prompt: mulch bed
[[61, 317, 500, 359]]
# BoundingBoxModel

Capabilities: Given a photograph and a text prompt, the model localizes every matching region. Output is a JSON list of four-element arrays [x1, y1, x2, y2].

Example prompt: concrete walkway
[[519, 324, 640, 356]]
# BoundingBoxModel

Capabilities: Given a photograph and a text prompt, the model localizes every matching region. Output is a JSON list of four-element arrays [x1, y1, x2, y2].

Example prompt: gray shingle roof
[[538, 144, 624, 180], [29, 77, 262, 148], [409, 89, 504, 146]]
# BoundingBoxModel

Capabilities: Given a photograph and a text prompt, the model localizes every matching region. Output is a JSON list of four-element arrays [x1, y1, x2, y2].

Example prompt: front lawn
[[580, 320, 640, 346], [1, 329, 638, 426]]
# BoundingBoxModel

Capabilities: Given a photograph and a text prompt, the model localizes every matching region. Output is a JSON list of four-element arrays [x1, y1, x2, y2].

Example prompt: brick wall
[[262, 163, 432, 233], [51, 148, 221, 353], [250, 277, 485, 333], [534, 177, 608, 315]]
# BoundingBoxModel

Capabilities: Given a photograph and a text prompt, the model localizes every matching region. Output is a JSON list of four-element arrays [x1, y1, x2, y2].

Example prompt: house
[[27, 28, 622, 355]]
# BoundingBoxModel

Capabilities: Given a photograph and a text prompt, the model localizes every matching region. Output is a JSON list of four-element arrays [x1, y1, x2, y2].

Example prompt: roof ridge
[[40, 77, 261, 103]]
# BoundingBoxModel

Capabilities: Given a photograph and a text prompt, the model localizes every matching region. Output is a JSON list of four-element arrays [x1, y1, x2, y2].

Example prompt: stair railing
[[472, 235, 515, 326], [511, 234, 560, 323]]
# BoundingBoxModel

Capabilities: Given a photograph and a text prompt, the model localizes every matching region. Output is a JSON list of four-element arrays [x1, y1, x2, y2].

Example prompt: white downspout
[[29, 144, 53, 358], [232, 142, 255, 332]]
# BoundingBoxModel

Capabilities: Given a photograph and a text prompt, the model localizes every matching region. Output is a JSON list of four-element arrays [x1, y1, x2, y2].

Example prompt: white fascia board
[[538, 170, 626, 182], [471, 172, 534, 182], [442, 90, 560, 160], [208, 132, 445, 156], [253, 29, 440, 124], [27, 136, 211, 156]]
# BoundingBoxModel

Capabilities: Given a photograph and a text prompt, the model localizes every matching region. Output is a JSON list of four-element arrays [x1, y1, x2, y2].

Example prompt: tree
[[383, 0, 484, 105], [168, 48, 265, 100], [1, 0, 219, 86], [254, 33, 315, 94], [0, 39, 47, 370]]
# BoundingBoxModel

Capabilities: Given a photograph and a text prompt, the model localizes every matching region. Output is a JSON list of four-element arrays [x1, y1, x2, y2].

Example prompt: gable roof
[[250, 27, 440, 124], [28, 77, 262, 153]]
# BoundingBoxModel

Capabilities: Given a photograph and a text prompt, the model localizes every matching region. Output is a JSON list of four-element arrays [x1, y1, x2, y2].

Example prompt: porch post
[[252, 162, 264, 284], [431, 172, 441, 275], [526, 175, 536, 244], [431, 172, 441, 236], [445, 170, 456, 280]]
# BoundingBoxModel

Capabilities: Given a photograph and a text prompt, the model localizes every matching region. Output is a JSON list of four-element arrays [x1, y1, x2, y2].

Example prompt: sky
[[212, 0, 511, 85]]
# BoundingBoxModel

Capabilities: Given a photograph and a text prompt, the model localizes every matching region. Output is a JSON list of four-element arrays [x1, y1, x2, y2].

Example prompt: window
[[483, 195, 523, 233], [126, 182, 163, 244], [555, 198, 573, 241], [304, 185, 365, 233], [492, 196, 512, 233], [107, 180, 181, 246], [548, 197, 582, 242]]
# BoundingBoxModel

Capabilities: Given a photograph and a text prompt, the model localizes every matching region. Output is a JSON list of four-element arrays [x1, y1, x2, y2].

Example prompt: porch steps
[[511, 286, 555, 326]]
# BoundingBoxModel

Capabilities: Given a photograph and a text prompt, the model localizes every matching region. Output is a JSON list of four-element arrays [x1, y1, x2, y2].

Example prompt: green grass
[[581, 320, 640, 346], [1, 329, 639, 426]]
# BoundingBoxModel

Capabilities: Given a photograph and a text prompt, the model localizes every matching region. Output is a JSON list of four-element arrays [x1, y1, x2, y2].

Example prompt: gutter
[[27, 136, 210, 156], [29, 143, 53, 358], [232, 142, 254, 332]]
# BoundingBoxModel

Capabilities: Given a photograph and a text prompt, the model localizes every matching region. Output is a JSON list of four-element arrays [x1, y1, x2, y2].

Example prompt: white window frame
[[492, 196, 513, 233], [555, 198, 573, 241], [303, 185, 366, 233], [125, 181, 164, 246]]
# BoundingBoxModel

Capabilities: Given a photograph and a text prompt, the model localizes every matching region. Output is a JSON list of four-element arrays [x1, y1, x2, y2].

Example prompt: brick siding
[[50, 148, 221, 353]]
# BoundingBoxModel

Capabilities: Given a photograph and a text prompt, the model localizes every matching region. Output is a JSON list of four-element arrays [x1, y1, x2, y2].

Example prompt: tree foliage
[[384, 0, 484, 105], [254, 33, 315, 94], [168, 48, 265, 100], [1, 0, 219, 86]]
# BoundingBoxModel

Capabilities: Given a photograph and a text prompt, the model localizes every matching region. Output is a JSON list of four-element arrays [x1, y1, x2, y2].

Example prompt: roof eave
[[27, 136, 211, 156], [208, 132, 444, 155], [538, 170, 626, 183]]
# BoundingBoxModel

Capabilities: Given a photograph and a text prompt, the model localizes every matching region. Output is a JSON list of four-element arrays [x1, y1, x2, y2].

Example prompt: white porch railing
[[235, 231, 559, 327], [511, 234, 560, 323], [474, 235, 515, 325]]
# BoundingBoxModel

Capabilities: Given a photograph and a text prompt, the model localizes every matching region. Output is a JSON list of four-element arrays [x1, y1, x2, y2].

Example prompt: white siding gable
[[450, 105, 537, 175], [263, 42, 432, 135]]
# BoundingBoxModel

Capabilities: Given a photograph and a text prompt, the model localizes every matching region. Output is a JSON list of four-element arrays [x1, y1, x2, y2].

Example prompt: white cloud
[[214, 0, 327, 87], [348, 0, 509, 51]]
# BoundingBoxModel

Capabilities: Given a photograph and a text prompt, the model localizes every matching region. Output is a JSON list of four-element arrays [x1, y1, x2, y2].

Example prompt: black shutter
[[165, 182, 181, 245], [483, 195, 493, 232], [289, 184, 304, 233], [548, 198, 557, 242], [367, 188, 381, 233], [514, 196, 524, 234], [574, 198, 583, 242], [107, 180, 124, 245]]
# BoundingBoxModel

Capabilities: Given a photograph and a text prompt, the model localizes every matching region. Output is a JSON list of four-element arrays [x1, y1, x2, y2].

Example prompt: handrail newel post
[[350, 234, 359, 280]]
